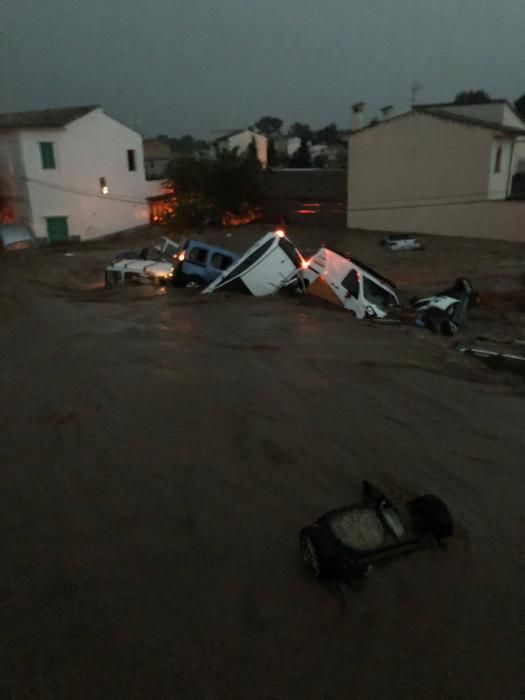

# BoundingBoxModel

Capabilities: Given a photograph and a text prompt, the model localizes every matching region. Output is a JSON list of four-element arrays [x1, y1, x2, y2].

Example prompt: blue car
[[174, 239, 239, 288]]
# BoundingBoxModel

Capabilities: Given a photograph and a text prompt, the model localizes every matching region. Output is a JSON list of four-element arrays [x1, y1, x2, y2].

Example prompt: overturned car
[[412, 277, 480, 335], [202, 230, 303, 296], [302, 246, 399, 319]]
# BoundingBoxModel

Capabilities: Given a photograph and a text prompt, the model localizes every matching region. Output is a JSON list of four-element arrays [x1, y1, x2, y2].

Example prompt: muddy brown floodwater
[[1, 226, 525, 699]]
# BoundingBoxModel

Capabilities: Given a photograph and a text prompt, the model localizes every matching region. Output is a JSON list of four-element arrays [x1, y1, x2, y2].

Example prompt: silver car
[[0, 224, 37, 252]]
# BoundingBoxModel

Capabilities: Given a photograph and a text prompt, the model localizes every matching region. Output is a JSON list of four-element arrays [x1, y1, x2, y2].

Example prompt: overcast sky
[[1, 0, 524, 138]]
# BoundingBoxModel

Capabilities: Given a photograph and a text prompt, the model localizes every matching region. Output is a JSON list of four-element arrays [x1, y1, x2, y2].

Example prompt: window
[[46, 216, 69, 243], [494, 145, 502, 173], [40, 142, 56, 169], [100, 177, 109, 195], [363, 277, 396, 308], [211, 252, 234, 270], [188, 246, 208, 264], [278, 237, 301, 267], [342, 269, 360, 298], [127, 149, 136, 171]]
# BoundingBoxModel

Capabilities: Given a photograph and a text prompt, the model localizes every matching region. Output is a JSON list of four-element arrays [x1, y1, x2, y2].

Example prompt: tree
[[267, 138, 279, 167], [290, 137, 312, 168], [254, 116, 283, 136], [288, 121, 312, 141], [314, 122, 340, 145], [515, 94, 525, 121], [453, 90, 491, 105], [246, 137, 258, 163], [166, 147, 262, 226], [313, 154, 328, 168]]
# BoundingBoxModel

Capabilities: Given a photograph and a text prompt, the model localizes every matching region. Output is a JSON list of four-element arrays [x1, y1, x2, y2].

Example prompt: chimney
[[380, 105, 394, 121], [351, 101, 365, 131]]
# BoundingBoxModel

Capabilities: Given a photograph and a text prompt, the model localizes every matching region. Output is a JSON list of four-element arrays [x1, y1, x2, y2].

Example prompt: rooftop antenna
[[411, 81, 424, 108]]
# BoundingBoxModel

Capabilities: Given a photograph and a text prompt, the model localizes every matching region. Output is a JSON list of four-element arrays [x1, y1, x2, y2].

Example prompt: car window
[[188, 246, 208, 264], [211, 252, 233, 270], [363, 277, 396, 307], [164, 242, 179, 260], [278, 237, 301, 267], [341, 269, 360, 297], [219, 238, 275, 283]]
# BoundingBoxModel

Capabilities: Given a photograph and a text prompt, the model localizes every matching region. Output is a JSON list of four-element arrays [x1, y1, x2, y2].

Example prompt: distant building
[[143, 138, 172, 180], [273, 135, 301, 157], [213, 129, 268, 167], [347, 100, 525, 241], [0, 105, 155, 241]]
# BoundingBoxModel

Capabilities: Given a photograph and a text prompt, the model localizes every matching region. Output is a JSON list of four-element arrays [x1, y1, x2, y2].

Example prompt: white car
[[303, 246, 399, 319], [381, 235, 422, 252], [105, 259, 174, 287], [202, 230, 303, 296]]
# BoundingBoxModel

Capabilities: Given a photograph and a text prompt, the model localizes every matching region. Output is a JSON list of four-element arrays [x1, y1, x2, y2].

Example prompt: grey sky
[[1, 0, 524, 138]]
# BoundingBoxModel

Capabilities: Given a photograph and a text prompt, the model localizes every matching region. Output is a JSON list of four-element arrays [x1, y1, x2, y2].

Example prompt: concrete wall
[[145, 158, 169, 180], [348, 199, 525, 242], [18, 109, 150, 240]]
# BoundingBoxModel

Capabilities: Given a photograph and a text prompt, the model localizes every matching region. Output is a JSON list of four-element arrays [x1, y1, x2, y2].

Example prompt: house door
[[46, 217, 69, 243]]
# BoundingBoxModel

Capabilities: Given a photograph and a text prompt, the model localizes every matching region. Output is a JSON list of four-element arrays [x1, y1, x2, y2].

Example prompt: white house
[[0, 105, 154, 242], [273, 135, 301, 157], [213, 129, 268, 167], [347, 100, 525, 241]]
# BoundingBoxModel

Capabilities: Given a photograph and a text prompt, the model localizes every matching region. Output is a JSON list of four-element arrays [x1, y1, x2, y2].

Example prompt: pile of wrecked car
[[105, 229, 480, 335]]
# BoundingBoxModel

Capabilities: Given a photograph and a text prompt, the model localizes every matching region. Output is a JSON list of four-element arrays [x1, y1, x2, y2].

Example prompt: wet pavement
[[1, 227, 525, 698]]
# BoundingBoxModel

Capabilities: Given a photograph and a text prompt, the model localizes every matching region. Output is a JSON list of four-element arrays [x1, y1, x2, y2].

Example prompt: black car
[[300, 481, 453, 585]]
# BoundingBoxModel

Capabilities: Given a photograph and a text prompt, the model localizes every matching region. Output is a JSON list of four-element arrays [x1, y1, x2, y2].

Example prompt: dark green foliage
[[290, 137, 312, 168], [313, 122, 339, 145], [254, 116, 283, 136], [288, 122, 312, 141], [166, 147, 262, 226]]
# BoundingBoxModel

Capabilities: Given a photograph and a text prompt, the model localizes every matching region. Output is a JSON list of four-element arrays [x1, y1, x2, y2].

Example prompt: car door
[[182, 244, 209, 282]]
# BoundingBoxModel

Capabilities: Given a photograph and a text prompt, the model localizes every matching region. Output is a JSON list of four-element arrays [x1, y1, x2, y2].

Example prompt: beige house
[[347, 100, 525, 241], [143, 138, 172, 180]]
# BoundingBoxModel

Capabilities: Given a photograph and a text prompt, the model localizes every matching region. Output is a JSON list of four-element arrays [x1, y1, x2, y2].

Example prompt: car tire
[[409, 495, 453, 540], [299, 525, 340, 580], [185, 276, 202, 289]]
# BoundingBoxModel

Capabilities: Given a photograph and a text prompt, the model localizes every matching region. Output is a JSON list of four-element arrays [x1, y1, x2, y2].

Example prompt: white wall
[[487, 137, 514, 199], [20, 108, 150, 240], [220, 130, 268, 167]]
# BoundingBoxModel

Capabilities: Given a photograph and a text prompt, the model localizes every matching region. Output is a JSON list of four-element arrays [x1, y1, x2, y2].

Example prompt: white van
[[202, 230, 303, 296], [105, 259, 174, 287], [303, 246, 399, 319]]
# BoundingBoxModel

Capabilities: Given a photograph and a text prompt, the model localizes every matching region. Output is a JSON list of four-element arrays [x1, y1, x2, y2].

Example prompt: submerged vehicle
[[302, 246, 399, 319], [0, 224, 37, 252], [111, 236, 180, 264], [174, 239, 238, 288], [202, 230, 303, 296], [381, 234, 422, 252], [300, 481, 453, 586], [412, 277, 479, 335], [105, 259, 174, 287]]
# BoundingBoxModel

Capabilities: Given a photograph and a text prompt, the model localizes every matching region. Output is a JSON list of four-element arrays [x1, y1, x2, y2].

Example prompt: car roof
[[322, 245, 397, 289], [183, 239, 237, 257]]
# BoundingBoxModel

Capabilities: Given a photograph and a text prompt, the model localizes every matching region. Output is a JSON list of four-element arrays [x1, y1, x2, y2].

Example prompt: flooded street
[[1, 227, 525, 698]]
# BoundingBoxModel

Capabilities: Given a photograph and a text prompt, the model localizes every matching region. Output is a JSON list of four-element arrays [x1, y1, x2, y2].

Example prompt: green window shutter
[[46, 217, 69, 243], [40, 142, 56, 169]]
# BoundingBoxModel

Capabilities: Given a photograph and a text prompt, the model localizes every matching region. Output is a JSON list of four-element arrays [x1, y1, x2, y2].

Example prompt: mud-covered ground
[[1, 224, 524, 699]]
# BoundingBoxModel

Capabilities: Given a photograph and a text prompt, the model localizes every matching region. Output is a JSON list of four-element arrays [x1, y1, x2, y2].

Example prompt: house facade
[[0, 106, 153, 241], [213, 129, 268, 167], [347, 101, 525, 241], [143, 137, 172, 180]]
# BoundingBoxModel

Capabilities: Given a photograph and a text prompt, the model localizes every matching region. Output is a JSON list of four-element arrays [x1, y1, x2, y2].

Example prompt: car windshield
[[363, 277, 397, 308]]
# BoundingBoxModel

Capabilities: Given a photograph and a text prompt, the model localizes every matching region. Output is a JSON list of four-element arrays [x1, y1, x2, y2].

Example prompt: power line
[[24, 176, 153, 205]]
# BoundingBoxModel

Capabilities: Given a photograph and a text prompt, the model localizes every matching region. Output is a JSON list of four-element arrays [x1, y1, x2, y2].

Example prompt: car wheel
[[185, 276, 202, 289], [409, 495, 453, 540], [299, 525, 340, 580]]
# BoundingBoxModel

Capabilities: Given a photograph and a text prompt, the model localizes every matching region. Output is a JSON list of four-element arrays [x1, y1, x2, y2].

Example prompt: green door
[[46, 217, 69, 243]]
